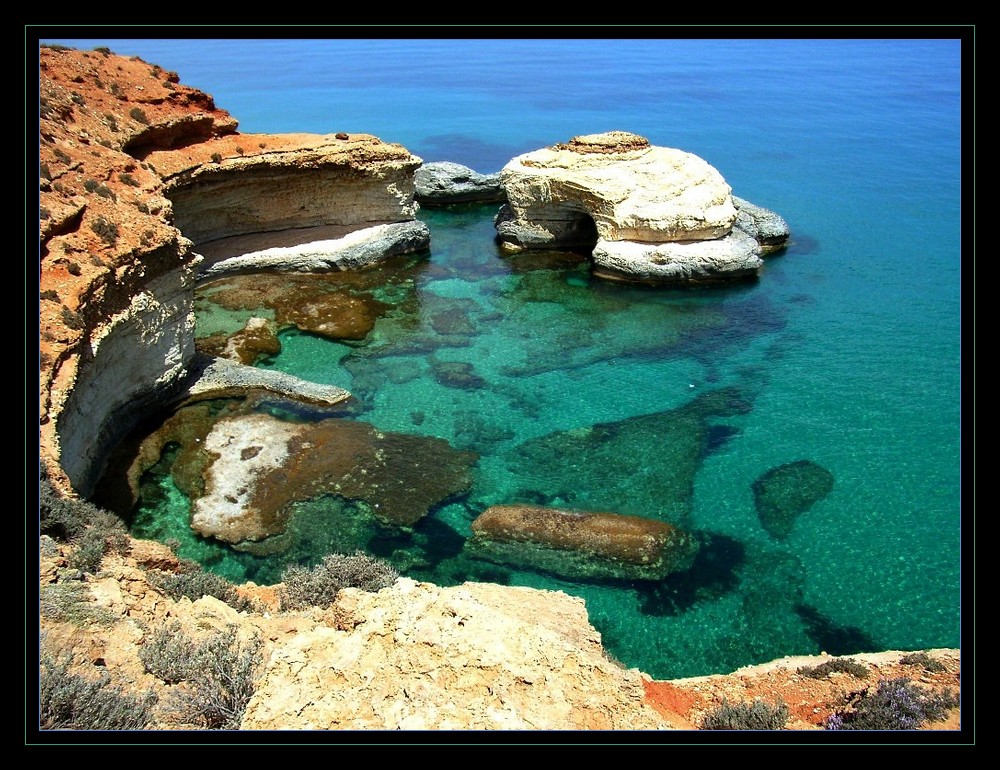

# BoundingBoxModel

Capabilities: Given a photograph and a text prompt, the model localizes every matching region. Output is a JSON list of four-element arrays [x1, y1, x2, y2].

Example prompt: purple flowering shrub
[[824, 677, 958, 730]]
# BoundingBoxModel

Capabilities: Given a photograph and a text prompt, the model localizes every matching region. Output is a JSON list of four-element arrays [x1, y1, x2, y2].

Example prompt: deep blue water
[[45, 37, 963, 679]]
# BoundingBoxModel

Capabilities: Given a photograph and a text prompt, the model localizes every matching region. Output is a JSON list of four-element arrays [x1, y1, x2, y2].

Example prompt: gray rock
[[733, 196, 790, 252], [184, 355, 352, 407], [197, 221, 430, 280], [415, 161, 505, 205], [591, 228, 763, 285]]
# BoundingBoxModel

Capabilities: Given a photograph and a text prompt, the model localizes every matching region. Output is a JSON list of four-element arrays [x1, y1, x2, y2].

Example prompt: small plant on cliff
[[149, 566, 260, 614], [40, 581, 117, 627], [90, 216, 119, 246], [700, 698, 790, 730], [39, 162, 52, 181], [824, 677, 958, 730], [119, 172, 140, 187], [53, 147, 71, 164], [165, 624, 264, 729], [83, 178, 116, 201], [798, 657, 870, 680], [40, 643, 156, 730], [93, 46, 112, 56], [899, 652, 947, 673], [279, 551, 399, 610], [140, 620, 199, 684], [211, 152, 223, 164], [129, 106, 149, 124]]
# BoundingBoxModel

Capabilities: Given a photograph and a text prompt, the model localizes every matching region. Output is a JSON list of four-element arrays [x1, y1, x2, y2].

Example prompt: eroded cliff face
[[38, 46, 421, 495]]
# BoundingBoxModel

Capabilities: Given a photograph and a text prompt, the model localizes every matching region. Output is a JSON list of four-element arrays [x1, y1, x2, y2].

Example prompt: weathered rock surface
[[243, 578, 668, 730], [468, 505, 699, 581], [415, 161, 505, 205], [496, 131, 788, 285], [38, 46, 423, 495]]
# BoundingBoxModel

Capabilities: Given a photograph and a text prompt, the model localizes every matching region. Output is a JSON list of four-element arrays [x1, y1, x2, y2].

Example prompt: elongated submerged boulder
[[496, 131, 788, 285], [467, 504, 699, 581]]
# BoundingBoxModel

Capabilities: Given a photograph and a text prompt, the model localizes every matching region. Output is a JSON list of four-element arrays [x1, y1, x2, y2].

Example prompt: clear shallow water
[[49, 36, 962, 679]]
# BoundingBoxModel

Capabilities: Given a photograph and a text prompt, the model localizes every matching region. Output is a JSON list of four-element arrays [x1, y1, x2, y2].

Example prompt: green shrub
[[798, 657, 870, 680], [700, 698, 790, 730], [93, 46, 112, 56], [211, 152, 222, 164], [825, 677, 959, 730], [140, 620, 199, 684], [53, 147, 71, 164], [39, 206, 50, 220], [119, 172, 140, 186], [899, 652, 946, 673], [41, 43, 73, 51], [150, 568, 259, 614], [168, 624, 263, 729], [129, 106, 149, 124], [39, 470, 130, 570], [83, 178, 116, 200], [39, 163, 52, 180], [40, 647, 156, 730], [279, 551, 399, 610]]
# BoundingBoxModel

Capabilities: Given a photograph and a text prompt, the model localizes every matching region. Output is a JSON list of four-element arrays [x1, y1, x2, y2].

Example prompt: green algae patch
[[467, 504, 699, 581], [752, 459, 835, 540]]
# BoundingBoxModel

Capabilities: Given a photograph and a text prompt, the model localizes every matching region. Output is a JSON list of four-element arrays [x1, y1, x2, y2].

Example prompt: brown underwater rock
[[468, 504, 699, 581]]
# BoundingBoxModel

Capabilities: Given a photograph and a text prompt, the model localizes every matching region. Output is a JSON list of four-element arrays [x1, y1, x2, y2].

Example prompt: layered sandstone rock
[[495, 131, 788, 285], [467, 504, 699, 581], [38, 46, 424, 496]]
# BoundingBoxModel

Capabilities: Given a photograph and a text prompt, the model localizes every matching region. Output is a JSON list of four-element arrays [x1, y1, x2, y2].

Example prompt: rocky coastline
[[36, 45, 960, 734]]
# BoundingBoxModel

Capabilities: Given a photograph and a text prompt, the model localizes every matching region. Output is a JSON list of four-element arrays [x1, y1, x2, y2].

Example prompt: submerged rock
[[415, 161, 505, 205], [186, 413, 476, 544], [507, 387, 751, 526], [467, 504, 699, 581], [496, 131, 788, 285], [752, 460, 835, 539]]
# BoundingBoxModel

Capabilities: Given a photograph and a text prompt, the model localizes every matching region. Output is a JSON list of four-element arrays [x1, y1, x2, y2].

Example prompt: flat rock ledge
[[495, 131, 789, 285], [415, 161, 506, 205], [183, 355, 352, 407], [467, 504, 699, 581], [196, 220, 430, 280]]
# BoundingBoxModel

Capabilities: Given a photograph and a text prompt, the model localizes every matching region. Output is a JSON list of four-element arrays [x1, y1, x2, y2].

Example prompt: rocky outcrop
[[243, 578, 669, 730], [415, 161, 505, 205], [467, 505, 699, 581], [36, 536, 962, 732], [495, 131, 788, 285], [38, 46, 424, 496]]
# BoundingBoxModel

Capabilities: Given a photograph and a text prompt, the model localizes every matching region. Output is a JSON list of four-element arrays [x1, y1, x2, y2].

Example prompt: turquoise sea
[[44, 36, 964, 680]]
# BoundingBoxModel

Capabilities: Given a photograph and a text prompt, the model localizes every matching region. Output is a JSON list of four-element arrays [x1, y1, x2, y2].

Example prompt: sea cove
[[36, 36, 964, 729]]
